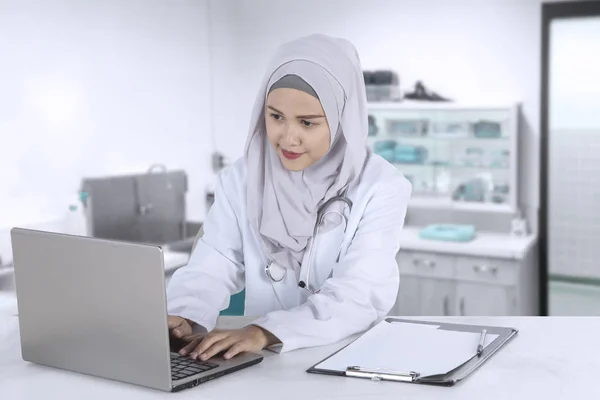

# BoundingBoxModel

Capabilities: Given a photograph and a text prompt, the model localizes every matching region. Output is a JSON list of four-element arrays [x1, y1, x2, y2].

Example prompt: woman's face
[[265, 88, 331, 171]]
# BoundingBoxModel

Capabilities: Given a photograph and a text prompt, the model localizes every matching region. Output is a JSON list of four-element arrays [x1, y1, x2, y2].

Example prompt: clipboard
[[307, 318, 518, 386]]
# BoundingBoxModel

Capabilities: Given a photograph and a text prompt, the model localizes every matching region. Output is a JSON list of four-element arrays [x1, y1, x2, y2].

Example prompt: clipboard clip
[[346, 366, 420, 382]]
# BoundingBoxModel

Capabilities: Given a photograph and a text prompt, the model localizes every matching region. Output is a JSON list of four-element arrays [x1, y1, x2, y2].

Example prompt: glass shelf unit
[[367, 102, 520, 212]]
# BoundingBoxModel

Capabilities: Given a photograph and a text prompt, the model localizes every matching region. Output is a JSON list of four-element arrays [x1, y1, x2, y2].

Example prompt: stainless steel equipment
[[81, 166, 199, 250]]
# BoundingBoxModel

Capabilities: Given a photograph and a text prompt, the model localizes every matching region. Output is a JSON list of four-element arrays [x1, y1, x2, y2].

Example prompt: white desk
[[1, 316, 599, 399]]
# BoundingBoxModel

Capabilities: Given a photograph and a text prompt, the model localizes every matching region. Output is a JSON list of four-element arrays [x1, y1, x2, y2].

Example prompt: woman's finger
[[179, 336, 203, 356], [167, 315, 183, 330], [171, 319, 192, 338], [224, 341, 249, 360], [189, 332, 229, 359], [197, 336, 239, 361]]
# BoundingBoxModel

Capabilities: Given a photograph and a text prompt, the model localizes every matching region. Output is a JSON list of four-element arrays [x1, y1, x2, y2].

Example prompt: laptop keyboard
[[170, 353, 218, 380]]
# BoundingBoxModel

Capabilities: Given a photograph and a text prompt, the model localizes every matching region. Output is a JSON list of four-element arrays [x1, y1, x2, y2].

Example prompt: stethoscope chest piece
[[263, 192, 353, 294], [265, 260, 286, 282]]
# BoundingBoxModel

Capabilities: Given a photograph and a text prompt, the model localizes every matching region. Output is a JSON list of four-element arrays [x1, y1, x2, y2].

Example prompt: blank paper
[[316, 321, 499, 378]]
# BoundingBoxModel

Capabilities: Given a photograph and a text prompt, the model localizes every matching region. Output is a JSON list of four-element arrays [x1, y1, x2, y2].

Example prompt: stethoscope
[[264, 193, 353, 295]]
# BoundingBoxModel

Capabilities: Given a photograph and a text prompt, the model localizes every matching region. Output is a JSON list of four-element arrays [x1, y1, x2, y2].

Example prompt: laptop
[[10, 227, 263, 392]]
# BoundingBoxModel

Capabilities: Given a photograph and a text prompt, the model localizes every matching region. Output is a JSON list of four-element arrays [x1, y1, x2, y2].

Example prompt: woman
[[166, 34, 411, 361]]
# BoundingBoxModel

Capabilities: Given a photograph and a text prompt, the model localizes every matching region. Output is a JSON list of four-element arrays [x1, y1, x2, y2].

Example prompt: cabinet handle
[[459, 297, 465, 316], [473, 265, 498, 276], [443, 295, 449, 316], [423, 260, 436, 268]]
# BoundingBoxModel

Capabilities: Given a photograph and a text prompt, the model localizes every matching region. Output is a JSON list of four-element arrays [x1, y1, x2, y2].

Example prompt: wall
[[0, 0, 213, 235], [208, 0, 555, 223], [0, 0, 574, 262]]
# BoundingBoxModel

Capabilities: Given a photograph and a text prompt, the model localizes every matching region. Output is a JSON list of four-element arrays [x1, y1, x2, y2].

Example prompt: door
[[541, 2, 600, 315], [455, 282, 515, 316]]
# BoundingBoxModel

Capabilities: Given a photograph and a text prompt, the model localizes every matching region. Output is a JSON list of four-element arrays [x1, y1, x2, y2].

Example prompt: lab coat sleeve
[[166, 167, 245, 332], [252, 175, 412, 353]]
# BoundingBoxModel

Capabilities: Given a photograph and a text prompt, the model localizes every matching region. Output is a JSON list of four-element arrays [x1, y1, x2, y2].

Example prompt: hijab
[[244, 34, 369, 272]]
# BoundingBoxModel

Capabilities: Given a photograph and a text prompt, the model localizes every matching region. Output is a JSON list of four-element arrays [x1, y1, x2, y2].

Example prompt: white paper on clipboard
[[315, 320, 499, 378]]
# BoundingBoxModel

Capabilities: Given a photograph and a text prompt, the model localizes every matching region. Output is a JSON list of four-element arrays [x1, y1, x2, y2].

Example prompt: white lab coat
[[166, 153, 411, 353]]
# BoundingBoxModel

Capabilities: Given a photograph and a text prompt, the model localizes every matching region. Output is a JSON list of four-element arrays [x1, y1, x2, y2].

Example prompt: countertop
[[399, 227, 537, 259], [1, 316, 599, 399]]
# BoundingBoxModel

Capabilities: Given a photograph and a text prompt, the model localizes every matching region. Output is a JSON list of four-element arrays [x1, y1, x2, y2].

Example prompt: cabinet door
[[394, 276, 421, 316], [419, 279, 455, 316], [394, 276, 455, 316], [456, 282, 516, 316]]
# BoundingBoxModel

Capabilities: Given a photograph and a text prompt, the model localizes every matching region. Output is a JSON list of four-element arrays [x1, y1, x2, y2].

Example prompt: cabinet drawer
[[455, 256, 518, 285], [397, 251, 454, 279]]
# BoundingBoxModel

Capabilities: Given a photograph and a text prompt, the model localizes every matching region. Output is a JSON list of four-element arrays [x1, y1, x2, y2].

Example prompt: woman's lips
[[281, 149, 303, 160]]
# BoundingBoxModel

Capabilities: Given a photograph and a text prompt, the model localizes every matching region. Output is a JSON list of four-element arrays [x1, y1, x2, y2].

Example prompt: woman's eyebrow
[[267, 105, 325, 119], [267, 105, 284, 114], [296, 114, 325, 119]]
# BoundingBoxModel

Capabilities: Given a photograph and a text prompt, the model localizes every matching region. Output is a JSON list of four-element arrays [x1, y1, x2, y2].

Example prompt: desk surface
[[1, 316, 599, 399]]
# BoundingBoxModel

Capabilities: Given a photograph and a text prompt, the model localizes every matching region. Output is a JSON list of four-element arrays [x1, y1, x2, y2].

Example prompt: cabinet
[[367, 103, 519, 212], [397, 276, 454, 316], [455, 283, 516, 316], [391, 247, 537, 316]]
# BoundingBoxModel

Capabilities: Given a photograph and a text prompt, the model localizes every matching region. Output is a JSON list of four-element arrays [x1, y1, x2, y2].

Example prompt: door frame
[[540, 0, 600, 316]]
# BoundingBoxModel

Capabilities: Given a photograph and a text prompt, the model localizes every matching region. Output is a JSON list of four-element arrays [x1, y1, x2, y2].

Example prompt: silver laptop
[[10, 227, 263, 392]]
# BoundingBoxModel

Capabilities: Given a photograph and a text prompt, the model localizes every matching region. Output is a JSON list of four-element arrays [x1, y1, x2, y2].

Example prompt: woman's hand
[[168, 315, 194, 338], [179, 325, 280, 361]]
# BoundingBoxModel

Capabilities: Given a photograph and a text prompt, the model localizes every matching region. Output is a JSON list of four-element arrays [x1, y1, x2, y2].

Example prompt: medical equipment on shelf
[[363, 70, 402, 102], [510, 210, 528, 237], [473, 120, 502, 138], [419, 224, 477, 242], [394, 145, 428, 164], [452, 177, 489, 203], [490, 184, 510, 204], [430, 122, 470, 138], [386, 119, 428, 136], [488, 149, 510, 168], [373, 140, 396, 163], [461, 147, 485, 167], [264, 194, 353, 295]]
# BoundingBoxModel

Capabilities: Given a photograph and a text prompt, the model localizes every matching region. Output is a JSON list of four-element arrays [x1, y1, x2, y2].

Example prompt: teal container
[[419, 224, 476, 242]]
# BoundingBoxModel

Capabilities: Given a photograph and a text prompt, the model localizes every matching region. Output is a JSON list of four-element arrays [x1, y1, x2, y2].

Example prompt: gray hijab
[[244, 34, 369, 272]]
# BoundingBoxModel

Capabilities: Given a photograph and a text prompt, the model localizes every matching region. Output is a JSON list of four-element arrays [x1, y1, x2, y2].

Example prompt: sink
[[0, 267, 15, 292]]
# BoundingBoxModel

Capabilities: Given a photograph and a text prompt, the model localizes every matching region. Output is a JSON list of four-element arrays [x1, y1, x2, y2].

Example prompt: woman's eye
[[301, 119, 314, 127], [270, 113, 283, 121]]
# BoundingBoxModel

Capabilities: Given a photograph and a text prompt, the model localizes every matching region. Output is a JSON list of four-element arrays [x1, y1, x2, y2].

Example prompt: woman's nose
[[282, 125, 301, 146]]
